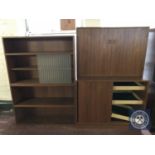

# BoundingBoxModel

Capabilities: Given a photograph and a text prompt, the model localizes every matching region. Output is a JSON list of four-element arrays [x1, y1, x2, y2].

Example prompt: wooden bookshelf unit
[[3, 28, 150, 129], [3, 36, 77, 123]]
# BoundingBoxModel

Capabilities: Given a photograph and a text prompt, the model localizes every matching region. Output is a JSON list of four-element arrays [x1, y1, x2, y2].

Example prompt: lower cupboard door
[[78, 80, 112, 123]]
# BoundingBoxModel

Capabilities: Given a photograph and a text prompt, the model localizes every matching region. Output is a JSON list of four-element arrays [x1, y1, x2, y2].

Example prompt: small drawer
[[112, 92, 144, 105], [113, 82, 146, 91]]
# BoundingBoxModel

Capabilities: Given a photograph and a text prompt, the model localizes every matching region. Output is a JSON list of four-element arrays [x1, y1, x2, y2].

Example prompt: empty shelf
[[11, 79, 74, 87], [113, 82, 145, 91], [12, 67, 37, 71], [111, 113, 129, 121], [6, 51, 73, 56], [112, 92, 143, 105], [15, 97, 74, 108], [111, 104, 133, 121]]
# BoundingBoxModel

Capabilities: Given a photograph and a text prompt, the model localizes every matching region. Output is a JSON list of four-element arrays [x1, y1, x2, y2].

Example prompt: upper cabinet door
[[77, 27, 149, 78]]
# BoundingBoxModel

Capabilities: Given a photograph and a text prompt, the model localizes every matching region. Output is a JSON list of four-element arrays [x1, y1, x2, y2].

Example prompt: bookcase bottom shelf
[[14, 97, 76, 124], [14, 106, 76, 124], [15, 114, 76, 124]]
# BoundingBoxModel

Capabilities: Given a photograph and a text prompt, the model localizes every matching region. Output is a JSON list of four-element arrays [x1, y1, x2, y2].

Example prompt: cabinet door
[[77, 27, 149, 78], [78, 80, 112, 123]]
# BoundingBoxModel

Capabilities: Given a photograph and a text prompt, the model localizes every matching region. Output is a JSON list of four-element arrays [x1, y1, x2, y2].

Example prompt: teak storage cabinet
[[3, 36, 77, 123], [77, 27, 149, 124]]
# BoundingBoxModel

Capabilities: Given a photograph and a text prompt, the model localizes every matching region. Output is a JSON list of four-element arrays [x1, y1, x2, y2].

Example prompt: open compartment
[[112, 91, 144, 105], [111, 81, 148, 122], [3, 37, 73, 53], [6, 53, 74, 84], [6, 55, 37, 68], [111, 104, 145, 122], [111, 105, 133, 121], [113, 81, 147, 91], [15, 107, 75, 123], [11, 86, 75, 106], [12, 86, 76, 123], [5, 55, 38, 83]]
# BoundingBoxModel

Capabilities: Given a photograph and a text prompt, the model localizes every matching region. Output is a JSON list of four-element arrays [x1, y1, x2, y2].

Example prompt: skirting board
[[0, 100, 13, 111]]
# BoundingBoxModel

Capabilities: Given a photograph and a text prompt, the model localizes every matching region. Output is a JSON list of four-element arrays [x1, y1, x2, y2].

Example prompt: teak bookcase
[[3, 27, 149, 126], [77, 27, 149, 124], [3, 36, 77, 123]]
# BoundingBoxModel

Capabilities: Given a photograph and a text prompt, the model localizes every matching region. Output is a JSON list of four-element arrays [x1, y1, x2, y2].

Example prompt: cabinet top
[[77, 27, 150, 29], [2, 33, 75, 39]]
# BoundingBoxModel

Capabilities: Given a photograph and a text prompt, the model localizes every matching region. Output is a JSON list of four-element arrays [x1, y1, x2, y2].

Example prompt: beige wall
[[0, 19, 25, 100]]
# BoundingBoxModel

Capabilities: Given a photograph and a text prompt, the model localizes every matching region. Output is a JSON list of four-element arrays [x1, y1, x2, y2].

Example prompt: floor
[[0, 110, 142, 135]]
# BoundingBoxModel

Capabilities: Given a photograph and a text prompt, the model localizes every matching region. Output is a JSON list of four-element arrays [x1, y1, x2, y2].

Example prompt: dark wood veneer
[[3, 36, 76, 123], [77, 27, 149, 124], [78, 80, 112, 123], [77, 27, 149, 78]]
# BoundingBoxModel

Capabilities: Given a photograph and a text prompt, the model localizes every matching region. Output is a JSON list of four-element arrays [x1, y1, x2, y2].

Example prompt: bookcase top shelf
[[3, 35, 75, 39]]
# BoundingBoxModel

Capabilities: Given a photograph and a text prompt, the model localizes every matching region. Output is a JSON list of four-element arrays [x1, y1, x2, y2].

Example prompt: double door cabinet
[[3, 27, 149, 125]]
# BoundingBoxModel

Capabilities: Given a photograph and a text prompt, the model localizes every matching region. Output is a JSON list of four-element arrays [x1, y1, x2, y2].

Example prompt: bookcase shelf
[[14, 97, 74, 108], [11, 67, 73, 71], [12, 67, 37, 71], [6, 51, 73, 56], [11, 79, 75, 87]]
